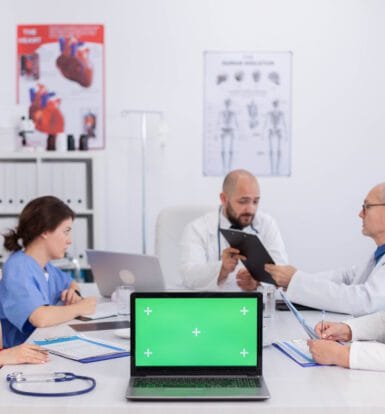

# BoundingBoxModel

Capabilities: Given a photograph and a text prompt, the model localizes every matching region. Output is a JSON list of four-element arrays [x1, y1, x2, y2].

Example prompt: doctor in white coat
[[179, 169, 288, 291], [265, 182, 385, 316], [307, 312, 385, 371]]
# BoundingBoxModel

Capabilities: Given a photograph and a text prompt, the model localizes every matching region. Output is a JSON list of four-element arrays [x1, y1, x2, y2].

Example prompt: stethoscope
[[6, 371, 96, 397], [217, 206, 259, 260]]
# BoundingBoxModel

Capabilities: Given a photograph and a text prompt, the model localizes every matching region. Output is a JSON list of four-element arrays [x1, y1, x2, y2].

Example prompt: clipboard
[[279, 291, 319, 339], [272, 339, 319, 367], [34, 335, 130, 363], [219, 228, 276, 285]]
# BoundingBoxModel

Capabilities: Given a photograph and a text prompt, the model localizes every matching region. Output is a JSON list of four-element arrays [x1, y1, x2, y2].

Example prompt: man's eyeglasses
[[361, 203, 385, 213]]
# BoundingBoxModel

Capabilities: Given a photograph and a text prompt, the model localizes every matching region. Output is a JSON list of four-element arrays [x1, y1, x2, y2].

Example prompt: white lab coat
[[179, 209, 288, 290], [286, 255, 385, 316], [346, 312, 385, 371]]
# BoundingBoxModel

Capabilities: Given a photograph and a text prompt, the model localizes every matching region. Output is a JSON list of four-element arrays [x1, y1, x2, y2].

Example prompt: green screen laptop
[[126, 292, 270, 400]]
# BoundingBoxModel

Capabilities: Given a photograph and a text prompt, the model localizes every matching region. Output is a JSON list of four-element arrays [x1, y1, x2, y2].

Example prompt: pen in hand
[[320, 310, 326, 338]]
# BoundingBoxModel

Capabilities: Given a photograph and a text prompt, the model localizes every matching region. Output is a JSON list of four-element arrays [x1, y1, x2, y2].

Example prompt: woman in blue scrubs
[[0, 196, 96, 347]]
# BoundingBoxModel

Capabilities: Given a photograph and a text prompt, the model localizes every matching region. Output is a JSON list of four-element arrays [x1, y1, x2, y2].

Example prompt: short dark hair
[[3, 196, 75, 252]]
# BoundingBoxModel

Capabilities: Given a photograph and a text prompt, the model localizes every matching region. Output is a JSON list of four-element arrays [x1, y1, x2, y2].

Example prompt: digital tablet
[[219, 228, 276, 285]]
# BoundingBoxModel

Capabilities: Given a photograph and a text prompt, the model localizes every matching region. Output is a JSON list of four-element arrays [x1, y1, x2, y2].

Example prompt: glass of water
[[263, 284, 276, 318], [115, 285, 134, 316]]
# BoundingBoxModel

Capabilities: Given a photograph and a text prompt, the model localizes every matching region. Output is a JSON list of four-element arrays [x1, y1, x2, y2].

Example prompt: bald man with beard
[[265, 182, 385, 316], [180, 169, 288, 291]]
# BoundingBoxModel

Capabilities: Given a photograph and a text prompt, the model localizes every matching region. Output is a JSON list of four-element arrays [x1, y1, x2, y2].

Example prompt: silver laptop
[[126, 291, 270, 401], [86, 250, 165, 297]]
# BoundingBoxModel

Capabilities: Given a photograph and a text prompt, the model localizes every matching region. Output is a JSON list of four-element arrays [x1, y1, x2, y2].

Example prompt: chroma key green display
[[135, 298, 258, 366]]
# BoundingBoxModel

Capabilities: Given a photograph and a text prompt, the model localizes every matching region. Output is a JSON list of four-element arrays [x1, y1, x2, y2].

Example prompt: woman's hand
[[75, 297, 97, 315], [0, 344, 49, 365], [61, 287, 82, 305]]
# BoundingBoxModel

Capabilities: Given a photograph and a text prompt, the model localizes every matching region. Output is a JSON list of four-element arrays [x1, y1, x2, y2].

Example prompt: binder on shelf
[[68, 216, 89, 262], [40, 162, 55, 197], [63, 162, 75, 206], [51, 162, 67, 202], [25, 161, 38, 205], [73, 161, 87, 208], [15, 161, 37, 207], [0, 162, 5, 208], [34, 334, 130, 363], [4, 163, 16, 208]]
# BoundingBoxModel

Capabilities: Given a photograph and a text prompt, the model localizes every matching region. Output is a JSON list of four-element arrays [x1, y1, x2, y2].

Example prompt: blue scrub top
[[0, 250, 72, 348]]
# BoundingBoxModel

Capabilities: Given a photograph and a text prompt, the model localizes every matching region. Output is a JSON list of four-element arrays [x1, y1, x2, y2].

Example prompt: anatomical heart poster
[[17, 24, 105, 149]]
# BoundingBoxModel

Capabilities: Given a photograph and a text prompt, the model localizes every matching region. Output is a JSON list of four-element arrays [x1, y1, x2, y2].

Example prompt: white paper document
[[79, 301, 118, 321]]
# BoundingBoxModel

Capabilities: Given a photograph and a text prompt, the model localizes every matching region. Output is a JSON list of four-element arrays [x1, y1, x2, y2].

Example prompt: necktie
[[374, 244, 385, 264]]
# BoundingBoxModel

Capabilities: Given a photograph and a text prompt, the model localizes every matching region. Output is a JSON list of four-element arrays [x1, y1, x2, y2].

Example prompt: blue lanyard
[[217, 206, 258, 260]]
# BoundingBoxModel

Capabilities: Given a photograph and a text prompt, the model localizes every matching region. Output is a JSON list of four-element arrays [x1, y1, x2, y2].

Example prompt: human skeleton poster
[[203, 51, 291, 176]]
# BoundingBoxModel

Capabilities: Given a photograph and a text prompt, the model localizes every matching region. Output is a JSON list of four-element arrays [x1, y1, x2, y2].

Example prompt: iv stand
[[121, 110, 164, 254]]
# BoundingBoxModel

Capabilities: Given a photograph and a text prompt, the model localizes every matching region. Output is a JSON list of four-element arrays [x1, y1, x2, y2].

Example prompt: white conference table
[[1, 286, 385, 413]]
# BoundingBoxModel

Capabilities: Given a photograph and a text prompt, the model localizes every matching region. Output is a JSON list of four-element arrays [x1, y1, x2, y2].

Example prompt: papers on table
[[34, 335, 129, 363], [273, 339, 319, 367], [78, 301, 118, 321]]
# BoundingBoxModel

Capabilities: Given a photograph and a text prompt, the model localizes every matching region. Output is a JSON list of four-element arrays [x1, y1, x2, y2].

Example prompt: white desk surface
[[1, 285, 385, 413]]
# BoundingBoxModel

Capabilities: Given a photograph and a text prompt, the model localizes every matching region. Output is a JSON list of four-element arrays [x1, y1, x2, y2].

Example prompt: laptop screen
[[131, 292, 262, 376]]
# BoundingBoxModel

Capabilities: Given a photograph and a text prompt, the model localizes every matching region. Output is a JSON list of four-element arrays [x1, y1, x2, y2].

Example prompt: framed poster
[[17, 24, 105, 149], [204, 51, 292, 176]]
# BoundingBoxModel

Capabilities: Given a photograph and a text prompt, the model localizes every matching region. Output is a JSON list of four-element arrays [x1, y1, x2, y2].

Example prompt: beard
[[225, 202, 255, 230]]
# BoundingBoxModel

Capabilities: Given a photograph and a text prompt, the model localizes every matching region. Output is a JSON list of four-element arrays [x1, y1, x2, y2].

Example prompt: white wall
[[1, 0, 385, 272]]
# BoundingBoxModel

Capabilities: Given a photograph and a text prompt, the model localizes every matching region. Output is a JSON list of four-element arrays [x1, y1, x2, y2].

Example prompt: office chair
[[155, 205, 214, 289]]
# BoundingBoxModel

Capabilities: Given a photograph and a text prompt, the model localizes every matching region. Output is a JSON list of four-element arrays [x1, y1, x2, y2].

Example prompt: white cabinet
[[0, 152, 103, 266]]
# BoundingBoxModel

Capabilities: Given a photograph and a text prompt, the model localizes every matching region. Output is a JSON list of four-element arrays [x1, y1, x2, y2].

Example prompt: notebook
[[126, 291, 270, 401], [86, 250, 165, 297]]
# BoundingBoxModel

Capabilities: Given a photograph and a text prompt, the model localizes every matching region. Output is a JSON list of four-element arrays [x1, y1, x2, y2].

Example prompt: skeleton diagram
[[247, 100, 258, 129], [264, 100, 287, 175], [217, 99, 238, 174]]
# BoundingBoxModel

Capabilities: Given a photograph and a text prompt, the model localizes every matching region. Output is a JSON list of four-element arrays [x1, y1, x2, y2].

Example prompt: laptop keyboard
[[133, 377, 261, 388]]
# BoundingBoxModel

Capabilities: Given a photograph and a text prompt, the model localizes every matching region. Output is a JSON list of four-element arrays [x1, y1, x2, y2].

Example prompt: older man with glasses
[[265, 182, 385, 316]]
